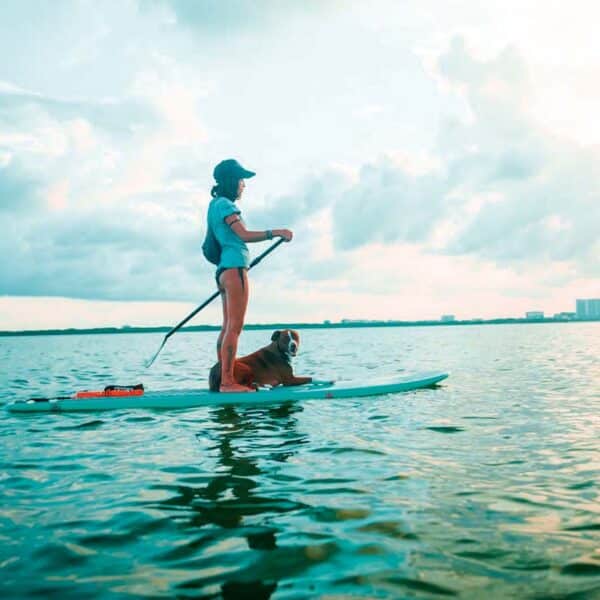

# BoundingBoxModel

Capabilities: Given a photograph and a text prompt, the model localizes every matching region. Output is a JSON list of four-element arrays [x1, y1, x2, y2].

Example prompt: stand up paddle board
[[6, 371, 448, 413]]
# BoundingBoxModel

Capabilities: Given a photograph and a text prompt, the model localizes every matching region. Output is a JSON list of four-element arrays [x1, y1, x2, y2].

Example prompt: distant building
[[341, 319, 381, 324], [441, 315, 455, 322], [553, 312, 576, 320], [526, 311, 544, 319], [576, 298, 600, 319]]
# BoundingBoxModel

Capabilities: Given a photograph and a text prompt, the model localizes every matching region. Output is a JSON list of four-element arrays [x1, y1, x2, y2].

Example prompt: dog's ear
[[271, 330, 281, 342]]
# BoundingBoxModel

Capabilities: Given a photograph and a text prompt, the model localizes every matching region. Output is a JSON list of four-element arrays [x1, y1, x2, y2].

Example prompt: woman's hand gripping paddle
[[145, 238, 286, 368]]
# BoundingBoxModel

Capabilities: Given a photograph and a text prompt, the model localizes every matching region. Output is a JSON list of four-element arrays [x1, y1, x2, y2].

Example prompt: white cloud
[[433, 38, 599, 274]]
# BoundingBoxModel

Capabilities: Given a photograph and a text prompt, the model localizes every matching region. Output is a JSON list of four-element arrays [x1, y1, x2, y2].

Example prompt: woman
[[207, 159, 293, 392]]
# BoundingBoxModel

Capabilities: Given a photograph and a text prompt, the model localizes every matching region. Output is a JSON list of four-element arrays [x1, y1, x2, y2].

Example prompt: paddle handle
[[249, 237, 285, 268]]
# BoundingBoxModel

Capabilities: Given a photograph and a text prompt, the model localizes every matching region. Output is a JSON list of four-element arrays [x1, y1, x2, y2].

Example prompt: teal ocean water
[[1, 323, 599, 598]]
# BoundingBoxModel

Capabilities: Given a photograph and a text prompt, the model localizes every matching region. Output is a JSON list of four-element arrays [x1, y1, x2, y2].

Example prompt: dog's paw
[[311, 379, 336, 387]]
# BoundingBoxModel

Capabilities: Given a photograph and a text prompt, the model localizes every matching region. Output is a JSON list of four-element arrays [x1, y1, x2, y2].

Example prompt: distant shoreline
[[1, 317, 598, 337]]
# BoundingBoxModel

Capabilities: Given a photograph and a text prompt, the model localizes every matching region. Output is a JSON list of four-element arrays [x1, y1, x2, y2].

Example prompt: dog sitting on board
[[209, 329, 312, 392]]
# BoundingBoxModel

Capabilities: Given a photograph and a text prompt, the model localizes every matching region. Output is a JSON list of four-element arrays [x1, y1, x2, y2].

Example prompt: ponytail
[[211, 176, 240, 201]]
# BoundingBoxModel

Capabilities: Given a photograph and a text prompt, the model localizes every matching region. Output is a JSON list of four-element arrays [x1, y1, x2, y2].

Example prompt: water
[[1, 324, 599, 598]]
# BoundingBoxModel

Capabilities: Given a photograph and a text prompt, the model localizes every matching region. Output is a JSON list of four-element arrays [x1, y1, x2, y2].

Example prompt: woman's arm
[[225, 214, 293, 242]]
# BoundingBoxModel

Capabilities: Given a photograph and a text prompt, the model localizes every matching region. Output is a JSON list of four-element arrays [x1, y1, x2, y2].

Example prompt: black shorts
[[216, 266, 247, 289]]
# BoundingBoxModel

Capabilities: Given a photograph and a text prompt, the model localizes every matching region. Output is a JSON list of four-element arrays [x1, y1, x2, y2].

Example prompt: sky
[[0, 0, 599, 330]]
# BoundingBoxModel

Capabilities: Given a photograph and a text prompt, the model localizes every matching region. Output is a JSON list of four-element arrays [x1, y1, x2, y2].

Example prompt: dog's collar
[[270, 344, 292, 365], [279, 348, 292, 366]]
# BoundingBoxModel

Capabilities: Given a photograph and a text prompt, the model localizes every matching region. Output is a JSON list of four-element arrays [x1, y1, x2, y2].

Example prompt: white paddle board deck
[[6, 371, 448, 413]]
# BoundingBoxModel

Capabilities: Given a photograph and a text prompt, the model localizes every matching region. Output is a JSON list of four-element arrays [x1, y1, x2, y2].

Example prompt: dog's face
[[271, 329, 300, 357]]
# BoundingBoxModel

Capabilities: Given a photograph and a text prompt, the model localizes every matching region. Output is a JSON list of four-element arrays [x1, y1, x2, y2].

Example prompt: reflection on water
[[151, 404, 307, 598], [0, 324, 599, 597]]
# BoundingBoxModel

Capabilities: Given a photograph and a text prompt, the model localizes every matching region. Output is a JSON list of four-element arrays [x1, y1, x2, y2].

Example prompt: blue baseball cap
[[213, 159, 256, 182]]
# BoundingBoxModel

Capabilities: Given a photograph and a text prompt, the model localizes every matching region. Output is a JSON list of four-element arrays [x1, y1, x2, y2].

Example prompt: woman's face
[[237, 178, 245, 199]]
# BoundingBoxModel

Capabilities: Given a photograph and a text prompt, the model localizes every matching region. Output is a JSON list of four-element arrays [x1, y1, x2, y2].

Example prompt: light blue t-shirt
[[207, 196, 250, 271]]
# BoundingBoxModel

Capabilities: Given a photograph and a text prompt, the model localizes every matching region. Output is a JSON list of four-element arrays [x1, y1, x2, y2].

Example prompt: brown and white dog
[[209, 329, 312, 392]]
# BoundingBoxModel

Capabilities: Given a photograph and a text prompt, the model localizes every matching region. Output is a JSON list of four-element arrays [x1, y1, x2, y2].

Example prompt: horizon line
[[1, 316, 599, 337]]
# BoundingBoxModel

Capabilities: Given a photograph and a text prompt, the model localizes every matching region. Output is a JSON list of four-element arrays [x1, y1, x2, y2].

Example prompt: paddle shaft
[[146, 238, 286, 367]]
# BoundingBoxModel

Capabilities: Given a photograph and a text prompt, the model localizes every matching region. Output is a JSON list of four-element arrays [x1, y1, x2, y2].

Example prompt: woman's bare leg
[[218, 268, 254, 392], [217, 280, 227, 361]]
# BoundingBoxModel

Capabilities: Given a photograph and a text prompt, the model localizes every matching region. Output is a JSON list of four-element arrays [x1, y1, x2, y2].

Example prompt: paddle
[[145, 238, 286, 368]]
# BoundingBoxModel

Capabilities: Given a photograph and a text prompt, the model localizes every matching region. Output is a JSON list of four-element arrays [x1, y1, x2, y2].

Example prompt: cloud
[[434, 38, 600, 274], [0, 198, 209, 301], [0, 83, 162, 197], [277, 36, 598, 279], [0, 83, 158, 137], [146, 0, 337, 34], [331, 159, 447, 250], [0, 160, 41, 212], [256, 168, 348, 228], [256, 157, 449, 257], [0, 69, 215, 302]]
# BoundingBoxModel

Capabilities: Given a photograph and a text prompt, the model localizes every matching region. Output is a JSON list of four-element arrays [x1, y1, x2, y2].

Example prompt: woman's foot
[[220, 382, 256, 393]]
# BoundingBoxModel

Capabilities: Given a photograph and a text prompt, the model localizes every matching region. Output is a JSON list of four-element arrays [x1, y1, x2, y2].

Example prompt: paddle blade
[[145, 338, 167, 368]]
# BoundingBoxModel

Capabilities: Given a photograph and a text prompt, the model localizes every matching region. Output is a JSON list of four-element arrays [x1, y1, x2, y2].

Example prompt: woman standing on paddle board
[[207, 159, 292, 393]]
